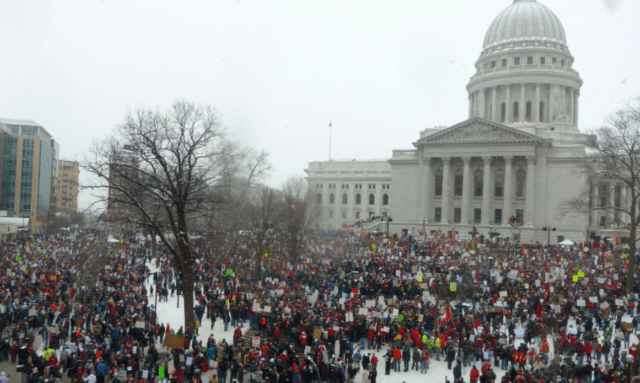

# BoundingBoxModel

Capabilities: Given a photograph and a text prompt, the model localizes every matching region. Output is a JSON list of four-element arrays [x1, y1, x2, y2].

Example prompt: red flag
[[446, 307, 452, 321]]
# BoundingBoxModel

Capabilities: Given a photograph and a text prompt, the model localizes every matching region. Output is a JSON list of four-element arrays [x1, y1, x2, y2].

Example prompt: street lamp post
[[543, 226, 556, 245]]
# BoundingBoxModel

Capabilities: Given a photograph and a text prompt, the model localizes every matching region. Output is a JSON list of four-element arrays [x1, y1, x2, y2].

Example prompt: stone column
[[610, 183, 616, 226], [575, 92, 580, 128], [481, 156, 492, 225], [492, 86, 498, 122], [503, 156, 514, 224], [592, 182, 599, 227], [535, 84, 541, 122], [461, 157, 472, 224], [561, 86, 566, 117], [468, 94, 474, 118], [525, 157, 536, 226], [570, 88, 575, 125], [621, 186, 628, 225], [423, 158, 432, 222], [441, 157, 451, 223], [519, 84, 526, 122], [505, 86, 511, 123], [479, 89, 486, 118]]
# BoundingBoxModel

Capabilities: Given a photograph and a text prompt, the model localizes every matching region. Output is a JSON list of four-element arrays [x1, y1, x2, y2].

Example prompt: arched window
[[539, 102, 544, 122], [369, 194, 375, 205], [382, 194, 389, 205], [515, 169, 526, 197], [526, 101, 532, 122], [317, 193, 323, 204], [435, 169, 443, 196], [474, 169, 483, 197], [513, 102, 519, 122], [494, 169, 504, 197], [342, 193, 348, 204], [501, 103, 506, 123], [355, 193, 361, 205], [329, 193, 335, 204], [454, 169, 463, 196]]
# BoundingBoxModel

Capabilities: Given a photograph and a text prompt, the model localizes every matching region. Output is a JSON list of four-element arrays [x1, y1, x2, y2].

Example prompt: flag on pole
[[329, 121, 332, 127]]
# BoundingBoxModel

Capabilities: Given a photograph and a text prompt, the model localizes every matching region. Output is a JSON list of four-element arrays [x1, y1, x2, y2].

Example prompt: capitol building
[[305, 0, 627, 244]]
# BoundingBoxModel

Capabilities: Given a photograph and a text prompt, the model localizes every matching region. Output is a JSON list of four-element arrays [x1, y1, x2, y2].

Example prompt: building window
[[540, 57, 546, 65], [454, 169, 463, 196], [369, 194, 375, 205], [474, 208, 482, 223], [502, 59, 507, 67], [329, 184, 336, 189], [382, 184, 391, 190], [527, 56, 533, 65], [552, 57, 557, 65], [491, 61, 496, 68], [526, 101, 532, 122], [355, 193, 361, 205], [329, 210, 334, 219], [368, 184, 376, 189], [515, 209, 524, 224], [329, 193, 335, 204], [355, 184, 362, 189], [341, 211, 347, 219], [494, 209, 502, 225], [539, 102, 544, 122], [435, 207, 442, 222], [474, 169, 483, 197], [494, 169, 504, 197], [355, 211, 360, 219], [600, 216, 607, 227], [561, 60, 565, 67], [382, 194, 389, 205], [501, 103, 506, 122], [317, 193, 323, 204], [342, 193, 348, 204], [454, 208, 461, 223], [514, 57, 520, 65], [342, 184, 349, 189], [435, 169, 443, 196], [515, 169, 526, 197], [513, 102, 519, 122]]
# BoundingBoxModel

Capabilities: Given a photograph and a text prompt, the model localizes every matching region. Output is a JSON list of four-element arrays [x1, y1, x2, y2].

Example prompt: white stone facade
[[304, 0, 628, 243]]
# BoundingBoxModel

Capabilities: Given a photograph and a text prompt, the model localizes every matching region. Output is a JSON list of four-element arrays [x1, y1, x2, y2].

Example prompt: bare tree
[[560, 100, 640, 292], [84, 100, 229, 329], [244, 185, 282, 280], [280, 176, 321, 261]]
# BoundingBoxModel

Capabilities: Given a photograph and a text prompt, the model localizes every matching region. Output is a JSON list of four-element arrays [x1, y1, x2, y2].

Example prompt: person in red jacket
[[392, 347, 402, 372], [470, 365, 480, 383], [367, 328, 376, 349], [233, 326, 242, 345]]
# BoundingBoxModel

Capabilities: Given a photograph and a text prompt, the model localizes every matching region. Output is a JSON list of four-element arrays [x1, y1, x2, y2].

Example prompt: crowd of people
[[0, 228, 639, 383]]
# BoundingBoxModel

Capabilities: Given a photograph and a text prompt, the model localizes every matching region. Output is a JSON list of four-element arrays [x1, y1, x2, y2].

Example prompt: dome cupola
[[466, 0, 583, 135]]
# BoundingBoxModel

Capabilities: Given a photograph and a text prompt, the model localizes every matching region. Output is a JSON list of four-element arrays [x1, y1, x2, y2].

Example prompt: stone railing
[[391, 150, 417, 159]]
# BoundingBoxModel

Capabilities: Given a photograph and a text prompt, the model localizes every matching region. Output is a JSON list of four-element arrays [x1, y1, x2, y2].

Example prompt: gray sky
[[1, 0, 638, 209]]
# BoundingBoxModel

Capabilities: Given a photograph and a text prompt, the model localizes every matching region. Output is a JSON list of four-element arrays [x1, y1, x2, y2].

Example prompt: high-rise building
[[50, 139, 61, 211], [0, 119, 54, 229], [57, 160, 79, 212]]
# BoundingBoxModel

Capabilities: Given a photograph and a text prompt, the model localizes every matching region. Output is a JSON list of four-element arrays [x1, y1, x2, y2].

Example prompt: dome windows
[[540, 57, 546, 65], [502, 59, 507, 67], [514, 57, 521, 65], [527, 57, 534, 65]]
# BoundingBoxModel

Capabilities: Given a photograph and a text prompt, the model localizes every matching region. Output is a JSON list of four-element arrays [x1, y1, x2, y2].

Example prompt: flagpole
[[328, 120, 332, 161]]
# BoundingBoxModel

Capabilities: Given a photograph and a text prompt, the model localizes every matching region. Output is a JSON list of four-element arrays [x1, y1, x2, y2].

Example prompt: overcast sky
[[1, 0, 638, 209]]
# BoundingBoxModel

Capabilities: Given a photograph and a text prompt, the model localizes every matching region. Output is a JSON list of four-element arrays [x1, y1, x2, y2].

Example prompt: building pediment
[[415, 117, 546, 146]]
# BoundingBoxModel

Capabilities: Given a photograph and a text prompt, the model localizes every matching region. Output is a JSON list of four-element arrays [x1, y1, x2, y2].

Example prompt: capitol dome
[[482, 0, 567, 55]]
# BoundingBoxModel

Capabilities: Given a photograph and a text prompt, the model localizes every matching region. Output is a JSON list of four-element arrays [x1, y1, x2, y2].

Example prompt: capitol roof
[[483, 0, 567, 52]]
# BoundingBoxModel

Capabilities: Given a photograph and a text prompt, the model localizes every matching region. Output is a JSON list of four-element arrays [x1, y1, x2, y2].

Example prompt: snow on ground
[[147, 258, 639, 383]]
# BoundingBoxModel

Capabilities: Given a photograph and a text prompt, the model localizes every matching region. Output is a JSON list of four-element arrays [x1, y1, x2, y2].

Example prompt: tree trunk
[[178, 244, 196, 330]]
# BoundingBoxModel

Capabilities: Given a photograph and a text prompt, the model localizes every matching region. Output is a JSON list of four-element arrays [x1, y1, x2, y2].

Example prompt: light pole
[[542, 226, 556, 245]]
